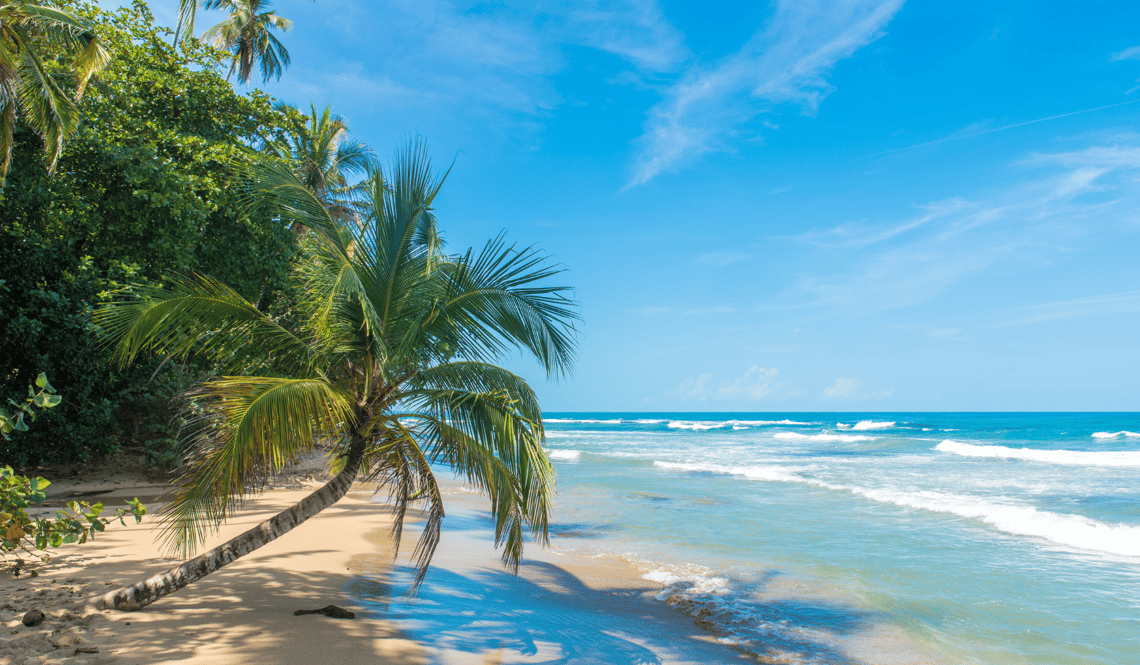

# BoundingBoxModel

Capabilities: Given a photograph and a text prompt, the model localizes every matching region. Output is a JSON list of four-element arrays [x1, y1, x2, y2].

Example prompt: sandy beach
[[2, 460, 752, 665]]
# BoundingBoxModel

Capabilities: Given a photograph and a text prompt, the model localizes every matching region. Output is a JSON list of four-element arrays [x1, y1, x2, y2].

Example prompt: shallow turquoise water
[[529, 413, 1140, 664]]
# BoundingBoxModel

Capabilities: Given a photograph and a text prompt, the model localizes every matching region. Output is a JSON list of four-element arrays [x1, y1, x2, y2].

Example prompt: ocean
[[375, 413, 1140, 664]]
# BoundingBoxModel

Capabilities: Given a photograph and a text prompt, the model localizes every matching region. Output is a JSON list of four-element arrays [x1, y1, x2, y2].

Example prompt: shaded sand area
[[3, 462, 941, 665], [2, 480, 424, 665], [1, 463, 750, 665]]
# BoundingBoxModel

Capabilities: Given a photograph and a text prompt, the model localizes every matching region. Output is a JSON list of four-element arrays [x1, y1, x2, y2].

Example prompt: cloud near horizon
[[668, 366, 782, 401], [627, 0, 907, 186]]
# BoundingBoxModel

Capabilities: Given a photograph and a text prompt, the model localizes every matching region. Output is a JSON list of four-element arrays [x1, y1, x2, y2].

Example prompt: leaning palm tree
[[0, 1, 110, 184], [94, 141, 577, 611], [201, 0, 292, 85], [263, 102, 374, 228]]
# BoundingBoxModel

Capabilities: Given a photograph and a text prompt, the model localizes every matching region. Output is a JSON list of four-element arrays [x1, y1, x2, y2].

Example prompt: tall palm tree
[[264, 102, 374, 228], [201, 0, 292, 85], [0, 1, 110, 184], [94, 141, 578, 611]]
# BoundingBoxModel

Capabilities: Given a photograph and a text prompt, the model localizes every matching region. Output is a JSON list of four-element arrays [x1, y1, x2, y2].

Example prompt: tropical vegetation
[[175, 0, 297, 84], [0, 0, 578, 610], [263, 102, 374, 228], [95, 143, 577, 609], [1, 375, 146, 571], [0, 0, 110, 184], [0, 1, 297, 467]]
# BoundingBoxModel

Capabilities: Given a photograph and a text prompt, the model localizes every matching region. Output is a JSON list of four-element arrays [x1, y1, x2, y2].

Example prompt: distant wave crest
[[773, 432, 876, 442], [936, 440, 1140, 467], [1092, 431, 1140, 440], [543, 418, 623, 424], [667, 419, 810, 431], [852, 420, 895, 430]]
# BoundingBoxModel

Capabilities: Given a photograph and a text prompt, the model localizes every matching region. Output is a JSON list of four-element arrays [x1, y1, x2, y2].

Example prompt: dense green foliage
[[0, 1, 298, 467]]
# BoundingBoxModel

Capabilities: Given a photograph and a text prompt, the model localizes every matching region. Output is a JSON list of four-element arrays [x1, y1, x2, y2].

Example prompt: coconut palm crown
[[201, 0, 292, 85], [0, 0, 110, 184], [263, 101, 374, 227], [94, 141, 577, 610]]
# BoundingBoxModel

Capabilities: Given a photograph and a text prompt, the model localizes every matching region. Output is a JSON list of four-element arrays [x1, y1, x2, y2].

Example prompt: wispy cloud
[[870, 99, 1140, 157], [1110, 45, 1140, 61], [185, 0, 689, 146], [628, 0, 906, 186], [997, 290, 1140, 326], [795, 141, 1140, 314]]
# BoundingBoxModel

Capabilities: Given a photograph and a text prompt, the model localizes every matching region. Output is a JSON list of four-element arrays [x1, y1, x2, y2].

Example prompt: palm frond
[[96, 273, 313, 375], [432, 234, 578, 377], [160, 376, 357, 556], [358, 419, 444, 591]]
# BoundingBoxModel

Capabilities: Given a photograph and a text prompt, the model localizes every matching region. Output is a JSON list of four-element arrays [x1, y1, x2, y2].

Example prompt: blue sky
[[124, 0, 1140, 411]]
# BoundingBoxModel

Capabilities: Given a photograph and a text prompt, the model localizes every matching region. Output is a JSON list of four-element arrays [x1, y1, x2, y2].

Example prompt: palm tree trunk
[[95, 442, 365, 611]]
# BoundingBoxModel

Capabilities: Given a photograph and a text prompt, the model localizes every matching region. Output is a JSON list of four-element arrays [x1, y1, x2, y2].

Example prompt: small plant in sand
[[1, 375, 147, 574], [0, 466, 147, 574]]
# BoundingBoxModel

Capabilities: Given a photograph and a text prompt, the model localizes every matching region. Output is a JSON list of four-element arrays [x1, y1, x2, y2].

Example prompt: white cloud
[[668, 366, 782, 401], [718, 366, 779, 399], [1110, 45, 1140, 61], [667, 373, 713, 400], [628, 0, 906, 186], [823, 377, 861, 398]]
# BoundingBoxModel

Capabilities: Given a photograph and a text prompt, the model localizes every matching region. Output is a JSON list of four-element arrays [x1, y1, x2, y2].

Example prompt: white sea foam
[[543, 418, 623, 424], [658, 457, 1140, 557], [634, 419, 667, 424], [836, 422, 851, 429], [546, 449, 582, 462], [667, 419, 810, 431], [937, 440, 1140, 467], [654, 461, 804, 483], [1092, 431, 1140, 440], [851, 487, 1140, 558], [773, 432, 876, 442], [852, 420, 896, 430], [642, 566, 730, 596]]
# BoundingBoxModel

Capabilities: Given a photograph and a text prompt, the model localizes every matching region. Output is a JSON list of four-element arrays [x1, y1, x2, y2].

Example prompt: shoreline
[[3, 463, 754, 665]]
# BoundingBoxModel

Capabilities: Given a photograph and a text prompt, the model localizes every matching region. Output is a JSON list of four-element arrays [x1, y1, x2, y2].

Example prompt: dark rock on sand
[[21, 609, 45, 627]]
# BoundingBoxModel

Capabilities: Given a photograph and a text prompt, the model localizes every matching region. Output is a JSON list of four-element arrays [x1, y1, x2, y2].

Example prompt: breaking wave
[[936, 440, 1140, 467], [656, 459, 1140, 557]]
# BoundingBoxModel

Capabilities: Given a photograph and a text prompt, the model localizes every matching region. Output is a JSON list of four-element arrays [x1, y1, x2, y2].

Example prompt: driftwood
[[293, 604, 355, 619]]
